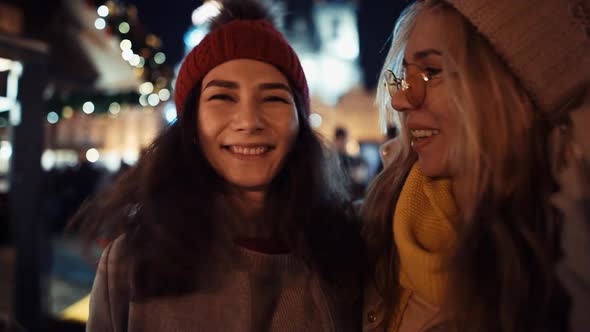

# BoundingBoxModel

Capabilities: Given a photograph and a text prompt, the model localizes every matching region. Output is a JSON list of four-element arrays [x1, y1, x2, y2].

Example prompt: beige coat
[[362, 281, 448, 332]]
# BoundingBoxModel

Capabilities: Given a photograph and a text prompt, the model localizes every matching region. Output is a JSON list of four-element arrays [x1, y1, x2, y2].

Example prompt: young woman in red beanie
[[70, 0, 365, 330], [361, 0, 588, 331]]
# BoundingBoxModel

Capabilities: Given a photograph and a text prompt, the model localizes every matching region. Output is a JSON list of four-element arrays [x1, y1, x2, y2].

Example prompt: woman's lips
[[410, 129, 439, 150], [223, 144, 275, 159]]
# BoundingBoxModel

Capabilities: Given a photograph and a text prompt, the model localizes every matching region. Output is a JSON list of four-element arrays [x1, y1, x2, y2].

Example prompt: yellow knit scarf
[[393, 163, 458, 307]]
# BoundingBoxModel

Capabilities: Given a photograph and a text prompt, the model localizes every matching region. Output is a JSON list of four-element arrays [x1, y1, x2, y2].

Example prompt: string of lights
[[46, 0, 174, 122]]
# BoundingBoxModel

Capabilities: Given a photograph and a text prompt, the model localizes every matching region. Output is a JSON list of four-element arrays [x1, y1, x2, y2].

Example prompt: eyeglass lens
[[386, 66, 426, 108]]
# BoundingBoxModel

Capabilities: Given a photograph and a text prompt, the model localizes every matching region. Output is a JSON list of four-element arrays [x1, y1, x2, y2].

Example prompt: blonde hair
[[363, 1, 564, 331]]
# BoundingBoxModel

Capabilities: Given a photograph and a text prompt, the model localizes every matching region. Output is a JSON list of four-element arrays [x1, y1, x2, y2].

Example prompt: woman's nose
[[232, 100, 264, 132], [390, 88, 413, 113]]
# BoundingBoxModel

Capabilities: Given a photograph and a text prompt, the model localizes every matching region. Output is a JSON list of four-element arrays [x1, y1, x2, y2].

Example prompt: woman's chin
[[226, 180, 270, 194], [417, 158, 451, 178]]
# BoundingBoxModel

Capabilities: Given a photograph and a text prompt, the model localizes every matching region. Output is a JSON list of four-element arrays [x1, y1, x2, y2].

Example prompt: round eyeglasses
[[384, 64, 432, 108]]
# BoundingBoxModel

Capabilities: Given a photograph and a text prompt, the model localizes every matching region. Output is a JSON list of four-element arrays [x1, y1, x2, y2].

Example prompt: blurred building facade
[[0, 0, 173, 330]]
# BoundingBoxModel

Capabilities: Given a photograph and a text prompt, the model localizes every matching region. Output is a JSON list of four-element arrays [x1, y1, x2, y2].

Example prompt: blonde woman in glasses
[[361, 0, 590, 331]]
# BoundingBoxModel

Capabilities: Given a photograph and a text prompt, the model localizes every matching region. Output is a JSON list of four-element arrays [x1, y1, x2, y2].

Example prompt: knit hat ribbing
[[174, 18, 309, 116], [445, 0, 590, 115]]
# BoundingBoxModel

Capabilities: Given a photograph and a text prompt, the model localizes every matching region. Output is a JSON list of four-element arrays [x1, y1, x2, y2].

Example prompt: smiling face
[[197, 59, 299, 196], [391, 9, 455, 178]]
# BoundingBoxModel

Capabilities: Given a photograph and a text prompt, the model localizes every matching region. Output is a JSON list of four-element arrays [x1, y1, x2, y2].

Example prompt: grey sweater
[[86, 216, 359, 332]]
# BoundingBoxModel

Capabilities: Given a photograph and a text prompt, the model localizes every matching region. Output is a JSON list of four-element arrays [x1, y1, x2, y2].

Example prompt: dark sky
[[127, 0, 203, 66]]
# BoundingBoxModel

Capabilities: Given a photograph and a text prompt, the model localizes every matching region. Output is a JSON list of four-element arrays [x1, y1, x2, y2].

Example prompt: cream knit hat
[[445, 0, 590, 116]]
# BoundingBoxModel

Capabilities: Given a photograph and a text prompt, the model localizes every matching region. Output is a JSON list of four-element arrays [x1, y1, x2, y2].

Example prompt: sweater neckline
[[210, 195, 304, 274], [232, 242, 303, 275]]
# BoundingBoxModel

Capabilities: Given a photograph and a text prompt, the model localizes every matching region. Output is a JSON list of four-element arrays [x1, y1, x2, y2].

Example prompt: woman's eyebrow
[[403, 49, 443, 65], [203, 80, 239, 91], [259, 82, 292, 93]]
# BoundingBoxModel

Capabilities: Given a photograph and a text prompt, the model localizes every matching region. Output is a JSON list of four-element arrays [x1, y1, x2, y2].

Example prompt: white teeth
[[411, 129, 439, 138], [229, 146, 269, 156]]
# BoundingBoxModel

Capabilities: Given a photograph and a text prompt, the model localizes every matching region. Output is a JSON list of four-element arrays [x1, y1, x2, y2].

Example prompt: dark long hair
[[69, 78, 365, 300]]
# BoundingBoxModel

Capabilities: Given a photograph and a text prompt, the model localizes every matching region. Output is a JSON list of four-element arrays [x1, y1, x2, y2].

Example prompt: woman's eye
[[263, 96, 290, 104], [424, 67, 442, 78], [208, 94, 234, 102]]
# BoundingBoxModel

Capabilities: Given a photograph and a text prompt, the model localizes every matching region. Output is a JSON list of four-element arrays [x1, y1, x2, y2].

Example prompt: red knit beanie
[[174, 19, 310, 116]]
